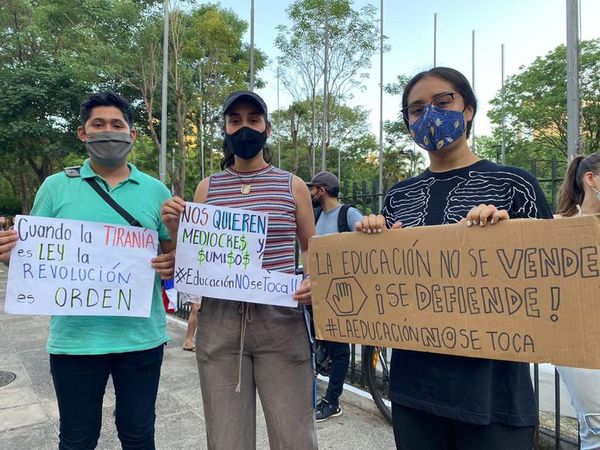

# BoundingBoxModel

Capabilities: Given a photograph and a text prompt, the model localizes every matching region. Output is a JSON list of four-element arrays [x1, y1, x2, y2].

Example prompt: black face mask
[[225, 127, 267, 160]]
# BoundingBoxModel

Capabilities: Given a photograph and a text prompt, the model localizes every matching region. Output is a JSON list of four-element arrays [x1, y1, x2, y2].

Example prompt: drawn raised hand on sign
[[332, 281, 354, 314], [326, 276, 367, 316]]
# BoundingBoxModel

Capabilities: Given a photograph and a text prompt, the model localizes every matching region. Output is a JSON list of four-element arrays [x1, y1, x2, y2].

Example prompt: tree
[[275, 0, 381, 174], [483, 39, 600, 169], [0, 0, 162, 212], [271, 97, 379, 184]]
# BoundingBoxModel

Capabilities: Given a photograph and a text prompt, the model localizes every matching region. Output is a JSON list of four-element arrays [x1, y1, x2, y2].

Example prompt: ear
[[130, 128, 137, 143], [463, 105, 474, 124], [265, 120, 272, 137], [583, 171, 597, 189], [77, 126, 87, 142]]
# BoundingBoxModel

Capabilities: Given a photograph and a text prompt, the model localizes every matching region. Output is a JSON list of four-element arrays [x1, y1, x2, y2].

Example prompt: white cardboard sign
[[5, 215, 158, 317], [175, 202, 300, 307]]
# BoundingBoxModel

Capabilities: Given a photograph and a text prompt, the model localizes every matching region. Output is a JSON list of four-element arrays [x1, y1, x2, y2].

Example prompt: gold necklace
[[232, 166, 266, 195]]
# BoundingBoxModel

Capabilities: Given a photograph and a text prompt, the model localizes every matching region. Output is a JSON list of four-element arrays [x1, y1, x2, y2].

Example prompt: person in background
[[356, 67, 552, 450], [161, 90, 317, 449], [307, 170, 363, 422], [553, 153, 600, 450], [182, 298, 201, 352]]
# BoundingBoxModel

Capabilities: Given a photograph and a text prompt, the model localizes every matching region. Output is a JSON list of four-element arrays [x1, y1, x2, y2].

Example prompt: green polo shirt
[[31, 159, 172, 355]]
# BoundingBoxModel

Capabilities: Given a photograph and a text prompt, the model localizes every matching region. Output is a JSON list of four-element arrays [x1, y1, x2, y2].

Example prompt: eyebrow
[[408, 91, 454, 107], [226, 110, 262, 117], [90, 118, 126, 124]]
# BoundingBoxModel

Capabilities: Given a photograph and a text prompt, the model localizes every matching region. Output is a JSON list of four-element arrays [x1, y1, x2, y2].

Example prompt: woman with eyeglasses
[[356, 67, 553, 449]]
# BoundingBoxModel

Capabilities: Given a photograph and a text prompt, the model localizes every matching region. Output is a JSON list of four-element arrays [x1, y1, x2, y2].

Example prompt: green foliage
[[0, 0, 268, 210], [269, 95, 407, 191], [485, 39, 600, 166], [276, 0, 380, 100]]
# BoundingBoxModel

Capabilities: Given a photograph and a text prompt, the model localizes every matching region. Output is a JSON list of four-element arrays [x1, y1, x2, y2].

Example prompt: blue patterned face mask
[[409, 104, 466, 152]]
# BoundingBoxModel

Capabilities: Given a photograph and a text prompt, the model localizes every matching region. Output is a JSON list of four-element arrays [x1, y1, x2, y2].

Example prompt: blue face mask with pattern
[[409, 104, 466, 152]]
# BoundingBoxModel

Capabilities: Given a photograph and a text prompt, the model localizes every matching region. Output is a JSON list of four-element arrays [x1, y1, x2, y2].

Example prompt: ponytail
[[557, 156, 585, 217], [556, 153, 600, 217]]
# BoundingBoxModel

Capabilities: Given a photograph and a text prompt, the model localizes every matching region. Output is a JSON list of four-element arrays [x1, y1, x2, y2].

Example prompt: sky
[[196, 0, 600, 143]]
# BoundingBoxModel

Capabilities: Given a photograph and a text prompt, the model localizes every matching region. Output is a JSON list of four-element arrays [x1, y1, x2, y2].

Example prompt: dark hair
[[325, 186, 340, 198], [79, 92, 134, 128], [556, 153, 600, 217], [220, 118, 273, 169], [402, 67, 478, 138]]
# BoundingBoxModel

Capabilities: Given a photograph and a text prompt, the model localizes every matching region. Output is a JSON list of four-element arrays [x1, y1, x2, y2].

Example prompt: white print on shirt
[[383, 169, 540, 227]]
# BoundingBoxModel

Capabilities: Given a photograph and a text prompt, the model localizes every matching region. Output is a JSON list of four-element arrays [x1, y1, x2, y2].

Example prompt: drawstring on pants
[[235, 302, 254, 393]]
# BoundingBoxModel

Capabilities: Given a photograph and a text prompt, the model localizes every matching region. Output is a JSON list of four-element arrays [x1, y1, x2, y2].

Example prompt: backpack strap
[[313, 207, 323, 225], [337, 204, 352, 233]]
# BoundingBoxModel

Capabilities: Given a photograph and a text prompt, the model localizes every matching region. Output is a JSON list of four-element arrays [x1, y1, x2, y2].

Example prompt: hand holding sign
[[355, 214, 402, 233], [292, 277, 312, 305], [0, 229, 19, 264], [151, 250, 175, 280], [161, 196, 186, 239], [463, 204, 510, 226]]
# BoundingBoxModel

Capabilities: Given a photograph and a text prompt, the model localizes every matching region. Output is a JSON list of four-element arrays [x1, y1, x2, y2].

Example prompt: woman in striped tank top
[[161, 91, 317, 449]]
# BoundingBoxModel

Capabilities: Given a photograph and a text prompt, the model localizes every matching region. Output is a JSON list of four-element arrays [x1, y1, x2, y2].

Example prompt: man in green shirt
[[0, 92, 175, 449]]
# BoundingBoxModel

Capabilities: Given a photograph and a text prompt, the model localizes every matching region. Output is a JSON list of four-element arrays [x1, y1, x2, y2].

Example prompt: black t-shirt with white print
[[381, 159, 553, 426]]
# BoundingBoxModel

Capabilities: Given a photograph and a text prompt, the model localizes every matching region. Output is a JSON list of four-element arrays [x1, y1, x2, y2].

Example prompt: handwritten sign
[[5, 215, 158, 317], [175, 264, 300, 307], [175, 202, 300, 307], [309, 216, 600, 369], [177, 202, 268, 270]]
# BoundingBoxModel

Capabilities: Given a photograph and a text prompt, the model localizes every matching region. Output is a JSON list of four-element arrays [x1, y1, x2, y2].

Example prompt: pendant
[[241, 184, 251, 195]]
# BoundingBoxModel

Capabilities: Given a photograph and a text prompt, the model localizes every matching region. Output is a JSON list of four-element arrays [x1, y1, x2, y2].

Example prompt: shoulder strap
[[313, 207, 323, 224], [337, 204, 352, 233], [84, 178, 142, 227], [64, 166, 82, 178]]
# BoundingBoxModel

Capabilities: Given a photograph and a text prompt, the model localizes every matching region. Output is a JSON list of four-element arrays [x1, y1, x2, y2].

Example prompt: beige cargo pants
[[195, 298, 317, 450]]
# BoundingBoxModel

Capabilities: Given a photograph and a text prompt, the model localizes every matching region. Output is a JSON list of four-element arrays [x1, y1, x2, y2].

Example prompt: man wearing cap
[[307, 171, 363, 422]]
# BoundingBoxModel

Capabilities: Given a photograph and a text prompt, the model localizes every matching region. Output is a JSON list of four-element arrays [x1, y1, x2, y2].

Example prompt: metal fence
[[173, 157, 579, 449]]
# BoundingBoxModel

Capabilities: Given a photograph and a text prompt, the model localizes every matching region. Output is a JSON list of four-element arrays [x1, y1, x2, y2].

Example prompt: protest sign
[[177, 202, 268, 270], [175, 264, 300, 307], [309, 216, 600, 369], [175, 202, 300, 307], [5, 215, 158, 317]]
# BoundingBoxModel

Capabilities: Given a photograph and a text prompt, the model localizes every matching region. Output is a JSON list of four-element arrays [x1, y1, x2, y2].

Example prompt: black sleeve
[[510, 168, 554, 220], [381, 191, 395, 229]]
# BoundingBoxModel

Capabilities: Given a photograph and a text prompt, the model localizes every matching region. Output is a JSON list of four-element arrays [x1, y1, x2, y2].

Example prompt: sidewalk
[[0, 268, 395, 449]]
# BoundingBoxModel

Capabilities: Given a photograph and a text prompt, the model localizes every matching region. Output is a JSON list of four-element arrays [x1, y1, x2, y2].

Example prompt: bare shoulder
[[194, 177, 210, 203], [291, 174, 309, 193]]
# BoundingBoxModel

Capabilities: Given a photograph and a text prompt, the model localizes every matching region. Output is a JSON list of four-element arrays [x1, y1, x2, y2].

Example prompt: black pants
[[50, 345, 164, 450], [392, 403, 535, 450], [322, 340, 350, 406]]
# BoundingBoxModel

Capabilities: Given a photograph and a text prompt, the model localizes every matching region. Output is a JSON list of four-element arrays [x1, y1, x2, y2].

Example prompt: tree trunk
[[17, 167, 31, 214], [173, 93, 187, 197], [291, 109, 299, 174]]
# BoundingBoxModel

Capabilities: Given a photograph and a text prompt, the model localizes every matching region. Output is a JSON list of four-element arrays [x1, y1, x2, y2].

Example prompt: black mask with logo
[[225, 127, 268, 160]]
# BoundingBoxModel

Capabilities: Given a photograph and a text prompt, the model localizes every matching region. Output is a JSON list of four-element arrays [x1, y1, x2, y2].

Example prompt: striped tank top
[[205, 164, 297, 274]]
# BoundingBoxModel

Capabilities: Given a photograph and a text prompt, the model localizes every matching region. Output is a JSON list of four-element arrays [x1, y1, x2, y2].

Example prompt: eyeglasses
[[402, 92, 457, 121]]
